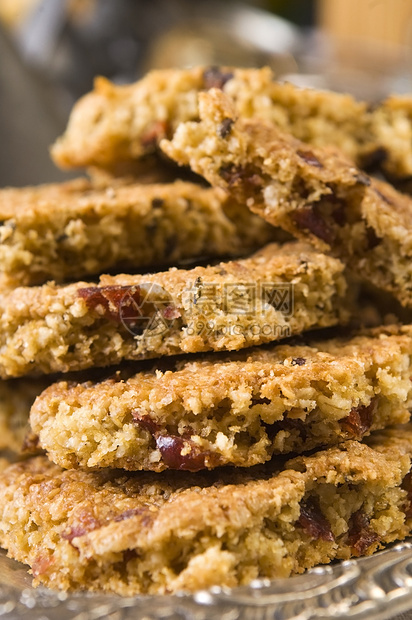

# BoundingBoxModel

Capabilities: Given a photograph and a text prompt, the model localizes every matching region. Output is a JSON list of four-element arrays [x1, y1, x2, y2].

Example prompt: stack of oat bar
[[2, 67, 412, 595]]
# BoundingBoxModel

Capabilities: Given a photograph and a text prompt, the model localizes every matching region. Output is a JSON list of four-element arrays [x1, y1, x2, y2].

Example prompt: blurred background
[[1, 0, 412, 186]]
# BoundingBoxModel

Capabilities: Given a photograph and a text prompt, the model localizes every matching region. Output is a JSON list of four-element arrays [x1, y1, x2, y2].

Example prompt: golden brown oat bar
[[1, 427, 412, 594], [51, 65, 412, 181], [0, 242, 347, 378], [30, 326, 412, 472], [161, 89, 412, 307], [0, 178, 274, 286]]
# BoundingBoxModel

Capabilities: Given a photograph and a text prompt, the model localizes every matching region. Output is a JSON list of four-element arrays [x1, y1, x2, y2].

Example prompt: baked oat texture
[[51, 65, 412, 180], [0, 178, 274, 285], [1, 426, 412, 594], [30, 325, 412, 471], [0, 242, 347, 378], [161, 89, 412, 307]]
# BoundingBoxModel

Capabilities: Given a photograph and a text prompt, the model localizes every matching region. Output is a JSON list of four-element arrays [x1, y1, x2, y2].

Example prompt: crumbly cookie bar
[[30, 326, 412, 471], [161, 89, 412, 307], [0, 178, 274, 285], [1, 427, 412, 594], [0, 242, 347, 377], [51, 65, 412, 180]]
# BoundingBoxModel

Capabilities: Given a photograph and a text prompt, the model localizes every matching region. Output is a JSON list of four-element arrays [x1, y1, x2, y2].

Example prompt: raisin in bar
[[161, 89, 412, 307], [30, 325, 412, 471], [1, 426, 412, 594], [0, 178, 275, 286], [52, 65, 412, 181], [0, 242, 347, 378]]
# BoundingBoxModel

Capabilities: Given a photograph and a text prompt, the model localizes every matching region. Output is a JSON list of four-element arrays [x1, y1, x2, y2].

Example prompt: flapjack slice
[[0, 178, 274, 285], [161, 89, 412, 307], [1, 426, 412, 594], [52, 65, 412, 181], [30, 325, 412, 471], [0, 242, 347, 378]]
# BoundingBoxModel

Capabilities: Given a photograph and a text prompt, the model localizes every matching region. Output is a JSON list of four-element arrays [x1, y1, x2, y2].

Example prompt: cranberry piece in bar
[[132, 412, 160, 436], [78, 284, 180, 336], [32, 554, 53, 578], [340, 397, 378, 439], [133, 412, 217, 472], [62, 511, 101, 543], [348, 510, 379, 556], [155, 435, 211, 472], [78, 285, 142, 322], [297, 497, 334, 541], [292, 206, 334, 244]]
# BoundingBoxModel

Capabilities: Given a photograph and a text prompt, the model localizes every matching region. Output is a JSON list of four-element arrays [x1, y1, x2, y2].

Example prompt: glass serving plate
[[1, 542, 412, 620]]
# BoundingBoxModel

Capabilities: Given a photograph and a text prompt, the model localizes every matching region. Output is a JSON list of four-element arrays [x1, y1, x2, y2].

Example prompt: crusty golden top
[[0, 427, 410, 551]]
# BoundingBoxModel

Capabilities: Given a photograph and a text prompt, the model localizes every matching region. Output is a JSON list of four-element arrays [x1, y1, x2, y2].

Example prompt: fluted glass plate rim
[[1, 541, 412, 619]]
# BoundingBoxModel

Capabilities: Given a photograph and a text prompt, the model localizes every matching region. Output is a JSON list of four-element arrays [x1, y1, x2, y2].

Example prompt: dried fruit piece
[[133, 413, 217, 472], [348, 510, 379, 556], [297, 497, 334, 541], [32, 554, 53, 578], [62, 512, 100, 543], [340, 398, 378, 439], [78, 284, 180, 335], [78, 285, 141, 322], [292, 206, 334, 244]]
